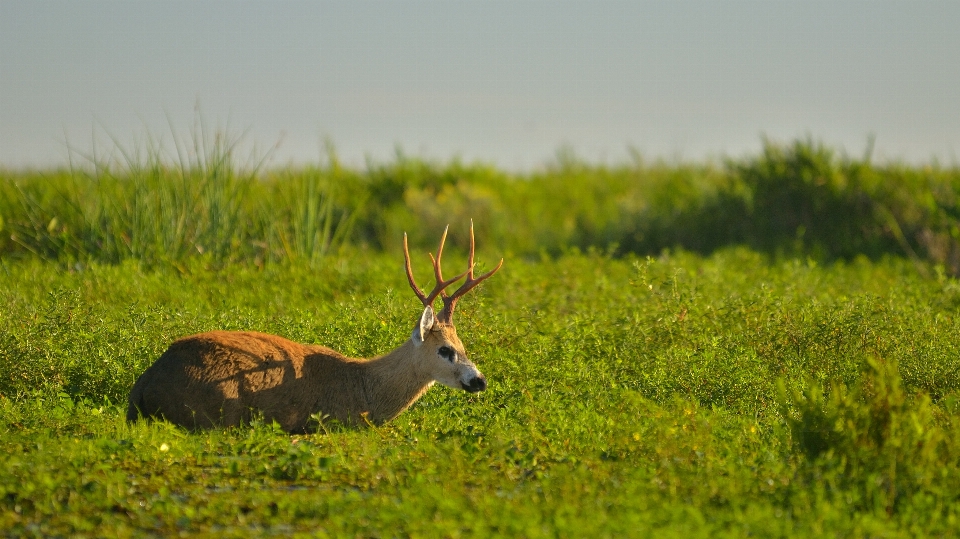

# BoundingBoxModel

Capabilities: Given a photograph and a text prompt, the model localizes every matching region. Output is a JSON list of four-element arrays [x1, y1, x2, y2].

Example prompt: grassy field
[[3, 140, 960, 536], [2, 248, 960, 537]]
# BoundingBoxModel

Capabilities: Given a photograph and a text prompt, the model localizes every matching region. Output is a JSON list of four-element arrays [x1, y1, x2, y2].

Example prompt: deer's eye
[[438, 346, 455, 362]]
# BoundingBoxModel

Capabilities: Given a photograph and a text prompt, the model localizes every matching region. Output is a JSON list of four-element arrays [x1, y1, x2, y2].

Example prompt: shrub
[[779, 356, 956, 517]]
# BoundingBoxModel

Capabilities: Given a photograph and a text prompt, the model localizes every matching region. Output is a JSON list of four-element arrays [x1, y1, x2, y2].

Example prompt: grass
[[2, 249, 960, 536], [0, 131, 359, 267], [3, 136, 960, 535], [3, 137, 960, 272]]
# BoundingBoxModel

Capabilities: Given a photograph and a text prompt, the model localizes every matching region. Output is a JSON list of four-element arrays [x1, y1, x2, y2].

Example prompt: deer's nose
[[462, 375, 487, 393]]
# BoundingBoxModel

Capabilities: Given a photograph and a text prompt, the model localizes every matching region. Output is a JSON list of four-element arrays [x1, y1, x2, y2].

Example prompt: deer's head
[[404, 223, 503, 393]]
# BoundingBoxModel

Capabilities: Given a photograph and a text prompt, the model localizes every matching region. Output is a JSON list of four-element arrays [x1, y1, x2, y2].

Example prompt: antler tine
[[438, 220, 504, 323], [426, 225, 471, 304], [404, 227, 470, 310], [403, 232, 429, 306]]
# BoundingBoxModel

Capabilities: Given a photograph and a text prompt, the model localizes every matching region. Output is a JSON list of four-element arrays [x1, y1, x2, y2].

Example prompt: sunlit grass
[[3, 134, 960, 534], [3, 137, 960, 273], [2, 250, 960, 535]]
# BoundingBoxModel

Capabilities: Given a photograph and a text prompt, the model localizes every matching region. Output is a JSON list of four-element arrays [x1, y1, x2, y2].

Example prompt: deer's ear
[[413, 305, 436, 345]]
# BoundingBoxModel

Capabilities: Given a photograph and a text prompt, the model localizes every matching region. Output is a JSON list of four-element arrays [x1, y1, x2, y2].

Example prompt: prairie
[[2, 139, 960, 536]]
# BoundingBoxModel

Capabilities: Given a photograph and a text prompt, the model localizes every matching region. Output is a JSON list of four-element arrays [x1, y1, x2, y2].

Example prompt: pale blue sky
[[2, 1, 958, 169]]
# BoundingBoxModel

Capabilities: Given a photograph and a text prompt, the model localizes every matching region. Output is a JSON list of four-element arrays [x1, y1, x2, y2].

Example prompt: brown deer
[[126, 223, 502, 432]]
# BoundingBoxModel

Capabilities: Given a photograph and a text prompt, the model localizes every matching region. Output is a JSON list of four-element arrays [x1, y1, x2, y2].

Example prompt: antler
[[403, 226, 471, 310], [437, 221, 504, 323], [403, 222, 503, 324]]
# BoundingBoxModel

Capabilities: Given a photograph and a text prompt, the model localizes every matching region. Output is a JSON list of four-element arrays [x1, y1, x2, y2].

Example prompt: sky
[[1, 1, 958, 170]]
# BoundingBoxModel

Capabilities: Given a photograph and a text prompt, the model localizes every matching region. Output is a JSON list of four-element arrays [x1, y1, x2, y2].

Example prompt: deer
[[126, 223, 502, 432]]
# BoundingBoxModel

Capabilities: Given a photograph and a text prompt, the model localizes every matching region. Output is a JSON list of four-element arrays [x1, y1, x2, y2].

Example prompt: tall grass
[[3, 136, 960, 273], [0, 129, 358, 266], [270, 163, 363, 268]]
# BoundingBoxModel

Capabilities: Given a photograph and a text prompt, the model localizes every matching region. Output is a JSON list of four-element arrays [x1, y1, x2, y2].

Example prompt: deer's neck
[[360, 340, 434, 425]]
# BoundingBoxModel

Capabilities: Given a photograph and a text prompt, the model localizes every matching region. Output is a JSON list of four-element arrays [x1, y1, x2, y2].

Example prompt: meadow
[[2, 138, 960, 536]]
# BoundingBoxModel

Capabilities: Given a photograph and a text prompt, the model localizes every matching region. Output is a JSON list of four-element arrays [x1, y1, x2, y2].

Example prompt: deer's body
[[126, 330, 444, 431], [127, 224, 501, 432]]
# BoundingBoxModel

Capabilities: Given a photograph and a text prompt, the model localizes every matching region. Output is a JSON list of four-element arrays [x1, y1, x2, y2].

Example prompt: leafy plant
[[779, 356, 952, 517]]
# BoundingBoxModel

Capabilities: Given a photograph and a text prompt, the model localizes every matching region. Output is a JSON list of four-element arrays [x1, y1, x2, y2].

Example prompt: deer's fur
[[126, 224, 501, 432]]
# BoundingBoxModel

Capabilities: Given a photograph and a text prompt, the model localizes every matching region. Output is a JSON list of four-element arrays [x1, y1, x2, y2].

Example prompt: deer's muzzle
[[461, 375, 487, 393]]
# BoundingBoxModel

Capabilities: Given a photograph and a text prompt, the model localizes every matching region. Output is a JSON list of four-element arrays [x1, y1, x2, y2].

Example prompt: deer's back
[[128, 330, 353, 431]]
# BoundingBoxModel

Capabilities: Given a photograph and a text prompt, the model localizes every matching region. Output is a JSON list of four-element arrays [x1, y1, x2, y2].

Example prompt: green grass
[[4, 137, 960, 273], [3, 136, 960, 535], [2, 249, 960, 536]]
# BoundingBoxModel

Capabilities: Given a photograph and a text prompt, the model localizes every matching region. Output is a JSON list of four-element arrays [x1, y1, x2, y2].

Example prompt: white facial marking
[[437, 345, 456, 362]]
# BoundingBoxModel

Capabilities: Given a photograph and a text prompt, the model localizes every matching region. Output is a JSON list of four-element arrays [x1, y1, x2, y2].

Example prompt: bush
[[779, 356, 957, 517]]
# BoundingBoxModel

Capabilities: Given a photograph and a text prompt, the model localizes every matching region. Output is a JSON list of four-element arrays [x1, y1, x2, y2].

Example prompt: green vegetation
[[3, 138, 960, 272], [2, 139, 960, 535]]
